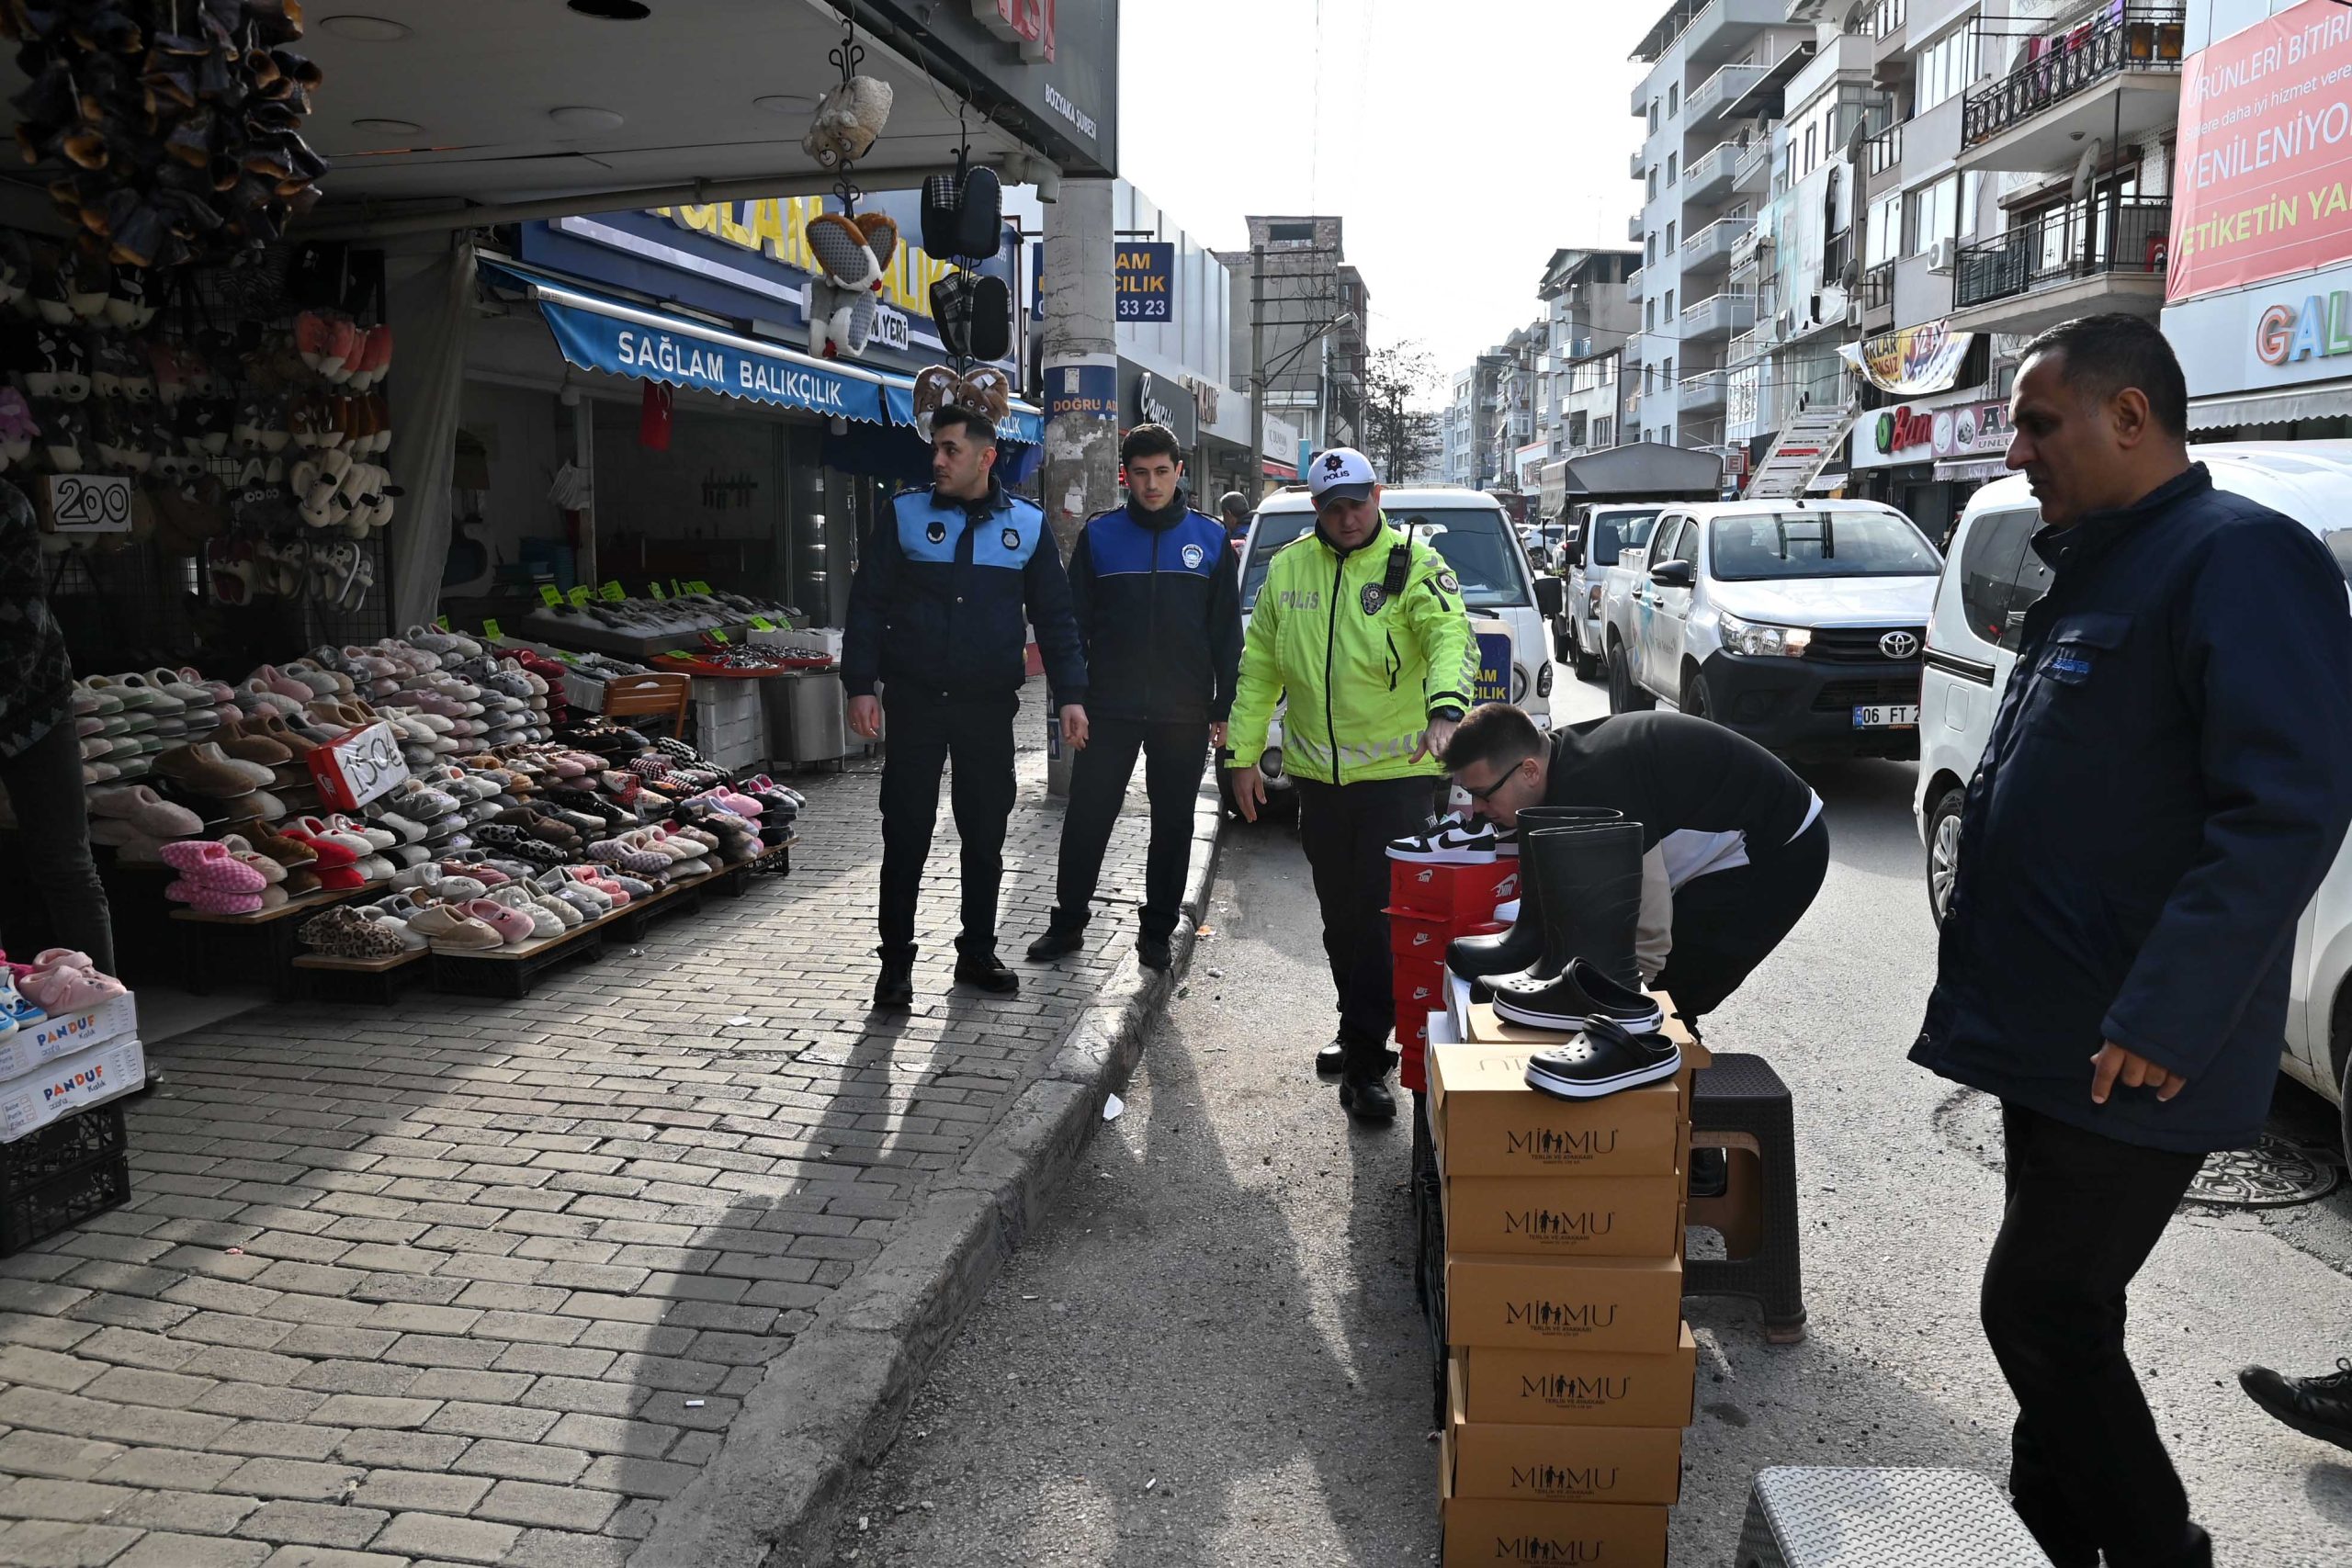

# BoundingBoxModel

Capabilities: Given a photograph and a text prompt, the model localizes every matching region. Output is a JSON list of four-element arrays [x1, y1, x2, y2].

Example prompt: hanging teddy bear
[[803, 75, 893, 170], [801, 209, 899, 359]]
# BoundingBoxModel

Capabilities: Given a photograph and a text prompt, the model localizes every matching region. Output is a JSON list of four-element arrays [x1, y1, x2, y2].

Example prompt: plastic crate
[[1, 1154, 130, 1258], [0, 1104, 127, 1201]]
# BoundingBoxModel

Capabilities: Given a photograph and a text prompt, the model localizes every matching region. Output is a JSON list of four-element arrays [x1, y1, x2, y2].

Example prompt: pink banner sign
[[2170, 0, 2352, 302]]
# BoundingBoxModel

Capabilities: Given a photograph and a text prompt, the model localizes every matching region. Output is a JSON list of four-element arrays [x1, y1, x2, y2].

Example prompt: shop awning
[[1554, 442, 1723, 501], [2189, 382, 2352, 433], [481, 259, 889, 426], [876, 376, 1045, 446]]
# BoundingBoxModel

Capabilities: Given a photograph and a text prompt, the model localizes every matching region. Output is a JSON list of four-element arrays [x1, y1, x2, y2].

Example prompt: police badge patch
[[1360, 583, 1387, 615], [1001, 526, 1021, 550], [926, 520, 947, 544], [1181, 543, 1205, 570], [1436, 570, 1460, 593]]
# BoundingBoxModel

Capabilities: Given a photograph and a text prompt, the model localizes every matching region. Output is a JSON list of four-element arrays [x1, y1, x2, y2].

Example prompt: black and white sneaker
[[1489, 957, 1664, 1035], [1524, 1016, 1683, 1101], [1386, 815, 1498, 865]]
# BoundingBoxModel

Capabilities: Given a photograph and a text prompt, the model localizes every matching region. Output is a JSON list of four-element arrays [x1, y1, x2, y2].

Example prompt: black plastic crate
[[0, 1103, 128, 1201], [1, 1154, 130, 1258]]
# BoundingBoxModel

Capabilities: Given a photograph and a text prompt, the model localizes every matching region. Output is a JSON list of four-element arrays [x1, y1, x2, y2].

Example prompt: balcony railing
[[1679, 369, 1729, 410], [1631, 148, 1647, 180], [1962, 7, 2187, 149], [1627, 267, 1645, 301], [1954, 197, 2172, 310], [1734, 135, 1773, 192], [1729, 321, 1773, 365], [1687, 59, 1769, 128], [1682, 214, 1755, 270], [1864, 123, 1903, 179], [1685, 141, 1741, 200], [1681, 291, 1759, 338]]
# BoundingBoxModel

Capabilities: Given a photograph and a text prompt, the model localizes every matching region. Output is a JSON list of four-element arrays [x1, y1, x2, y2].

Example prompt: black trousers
[[1294, 774, 1442, 1063], [1051, 717, 1208, 942], [1653, 816, 1828, 1024], [1983, 1101, 2208, 1568], [877, 688, 1018, 961], [0, 716, 114, 973]]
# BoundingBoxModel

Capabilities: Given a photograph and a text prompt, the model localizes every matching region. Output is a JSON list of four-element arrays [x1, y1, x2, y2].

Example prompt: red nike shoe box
[[1388, 857, 1507, 921]]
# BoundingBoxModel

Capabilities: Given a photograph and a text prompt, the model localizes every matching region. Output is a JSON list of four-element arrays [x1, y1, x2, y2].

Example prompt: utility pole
[[1038, 175, 1118, 797], [1247, 243, 1266, 501]]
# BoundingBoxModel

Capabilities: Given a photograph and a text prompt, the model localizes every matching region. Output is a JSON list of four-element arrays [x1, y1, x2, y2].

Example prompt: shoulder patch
[[1433, 570, 1460, 594]]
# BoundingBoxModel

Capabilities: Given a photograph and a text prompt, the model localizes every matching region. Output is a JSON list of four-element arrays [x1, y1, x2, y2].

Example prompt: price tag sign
[[708, 629, 729, 644], [688, 580, 712, 595], [671, 579, 684, 597], [539, 585, 565, 608], [307, 719, 411, 813], [664, 649, 693, 660], [569, 586, 594, 608], [435, 615, 450, 630], [45, 473, 133, 534], [482, 617, 503, 641], [749, 615, 775, 632], [601, 581, 625, 602], [553, 650, 578, 664], [649, 582, 666, 600]]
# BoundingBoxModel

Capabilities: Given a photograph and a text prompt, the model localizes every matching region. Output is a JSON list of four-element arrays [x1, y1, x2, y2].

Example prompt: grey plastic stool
[[1686, 1053, 1807, 1342], [1737, 1467, 2054, 1567]]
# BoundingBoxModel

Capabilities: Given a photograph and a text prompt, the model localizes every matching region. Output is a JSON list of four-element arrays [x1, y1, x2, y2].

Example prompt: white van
[[1233, 487, 1562, 809], [1915, 443, 2352, 1156]]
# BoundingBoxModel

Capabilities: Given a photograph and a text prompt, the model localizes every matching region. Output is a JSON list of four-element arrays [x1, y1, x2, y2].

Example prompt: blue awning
[[877, 376, 1044, 446], [481, 258, 888, 426]]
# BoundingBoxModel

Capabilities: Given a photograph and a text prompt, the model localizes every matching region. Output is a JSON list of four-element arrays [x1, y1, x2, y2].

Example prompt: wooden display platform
[[291, 946, 428, 1004], [171, 886, 361, 997]]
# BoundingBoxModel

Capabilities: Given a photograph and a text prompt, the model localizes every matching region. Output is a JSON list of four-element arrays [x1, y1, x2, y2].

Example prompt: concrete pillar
[[1037, 175, 1118, 798]]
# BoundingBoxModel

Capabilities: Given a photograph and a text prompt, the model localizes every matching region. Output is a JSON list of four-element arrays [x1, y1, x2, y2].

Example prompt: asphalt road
[[807, 674, 2352, 1568]]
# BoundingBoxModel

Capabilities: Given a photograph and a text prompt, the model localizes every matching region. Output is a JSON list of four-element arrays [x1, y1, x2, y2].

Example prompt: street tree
[[1362, 342, 1443, 486]]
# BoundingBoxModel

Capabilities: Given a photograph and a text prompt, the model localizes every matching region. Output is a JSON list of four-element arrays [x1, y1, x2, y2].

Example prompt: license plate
[[1853, 705, 1921, 728]]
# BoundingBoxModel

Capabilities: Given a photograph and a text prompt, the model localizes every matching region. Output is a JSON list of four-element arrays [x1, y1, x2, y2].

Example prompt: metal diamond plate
[[1738, 1467, 2054, 1568]]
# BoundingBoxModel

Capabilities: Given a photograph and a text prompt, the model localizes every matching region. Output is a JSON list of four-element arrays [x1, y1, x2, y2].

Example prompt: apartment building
[[1442, 352, 1510, 489], [1534, 248, 1642, 460], [1216, 216, 1372, 465]]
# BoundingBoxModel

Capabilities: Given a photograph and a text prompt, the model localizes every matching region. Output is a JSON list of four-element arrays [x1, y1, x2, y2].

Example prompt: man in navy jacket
[[1915, 314, 2352, 1568], [843, 406, 1089, 1010], [1029, 423, 1241, 970]]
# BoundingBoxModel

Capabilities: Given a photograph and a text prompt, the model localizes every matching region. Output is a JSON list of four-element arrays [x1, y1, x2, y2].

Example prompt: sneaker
[[2239, 1359, 2352, 1452], [1523, 1016, 1683, 1102], [1489, 957, 1666, 1035], [1385, 814, 1498, 865]]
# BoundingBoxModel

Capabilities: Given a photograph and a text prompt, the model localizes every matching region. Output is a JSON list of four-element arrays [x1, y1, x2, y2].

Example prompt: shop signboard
[[1115, 358, 1198, 445], [1849, 387, 2001, 469], [1115, 243, 1174, 323], [2168, 0, 2352, 303], [856, 0, 1114, 174], [2165, 254, 2352, 409], [1839, 322, 1973, 396]]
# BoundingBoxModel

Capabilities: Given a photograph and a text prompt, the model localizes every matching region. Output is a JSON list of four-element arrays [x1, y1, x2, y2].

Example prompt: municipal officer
[[1225, 447, 1477, 1121], [842, 404, 1090, 1010], [1029, 423, 1241, 971]]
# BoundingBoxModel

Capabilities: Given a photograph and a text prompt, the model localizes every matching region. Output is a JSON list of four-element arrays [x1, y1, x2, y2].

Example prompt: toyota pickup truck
[[1596, 498, 1943, 760]]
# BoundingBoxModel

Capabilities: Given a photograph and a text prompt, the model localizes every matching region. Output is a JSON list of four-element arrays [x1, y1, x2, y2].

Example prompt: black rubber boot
[[1480, 817, 1645, 996], [1446, 807, 1623, 983], [872, 948, 914, 1010]]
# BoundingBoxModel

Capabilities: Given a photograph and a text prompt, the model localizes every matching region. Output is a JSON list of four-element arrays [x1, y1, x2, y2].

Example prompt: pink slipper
[[166, 879, 266, 914], [466, 897, 537, 944], [158, 839, 267, 893], [19, 955, 126, 1011]]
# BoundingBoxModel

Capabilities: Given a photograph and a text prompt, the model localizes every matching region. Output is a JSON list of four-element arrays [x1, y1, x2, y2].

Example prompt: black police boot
[[953, 951, 1020, 996], [1025, 914, 1086, 963], [1338, 1038, 1396, 1122], [1315, 1038, 1346, 1077], [872, 949, 914, 1010], [1136, 931, 1172, 971], [2240, 1359, 2352, 1452]]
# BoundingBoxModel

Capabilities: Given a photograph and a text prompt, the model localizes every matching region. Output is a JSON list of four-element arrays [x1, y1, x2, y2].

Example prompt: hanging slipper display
[[800, 18, 891, 173], [6, 1, 331, 271]]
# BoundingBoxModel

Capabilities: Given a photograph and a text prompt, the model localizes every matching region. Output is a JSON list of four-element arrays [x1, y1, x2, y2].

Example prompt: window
[[1671, 519, 1702, 567], [1915, 26, 1973, 112], [1593, 416, 1615, 447], [1708, 512, 1942, 581], [1804, 123, 1817, 173], [1668, 152, 1679, 186], [1648, 518, 1684, 563], [1647, 233, 1658, 265], [1957, 508, 2038, 649], [1865, 191, 1903, 268], [1666, 220, 1678, 252], [1905, 172, 1984, 253], [1649, 99, 1660, 132], [1647, 169, 1659, 201], [1663, 290, 1675, 320], [1267, 221, 1315, 243], [1668, 84, 1679, 118], [1646, 299, 1657, 330]]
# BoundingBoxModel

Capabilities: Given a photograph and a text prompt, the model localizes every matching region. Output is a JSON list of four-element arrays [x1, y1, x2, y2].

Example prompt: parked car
[[1558, 502, 1665, 681], [1230, 486, 1565, 813], [1521, 521, 1567, 574], [1916, 443, 2352, 1160], [1597, 498, 1942, 760]]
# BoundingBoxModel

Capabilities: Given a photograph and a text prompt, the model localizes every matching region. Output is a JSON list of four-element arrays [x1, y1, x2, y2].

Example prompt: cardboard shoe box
[[1445, 1253, 1686, 1353], [0, 991, 138, 1083], [1442, 1170, 1685, 1259], [1387, 906, 1453, 965], [1453, 1325, 1699, 1427], [1445, 1363, 1683, 1505], [0, 1035, 146, 1144], [1389, 859, 1511, 922], [1440, 1463, 1668, 1567], [1429, 1043, 1689, 1179]]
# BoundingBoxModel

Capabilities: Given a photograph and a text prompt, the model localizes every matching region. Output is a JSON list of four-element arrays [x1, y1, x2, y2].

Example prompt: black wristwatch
[[1429, 705, 1464, 722]]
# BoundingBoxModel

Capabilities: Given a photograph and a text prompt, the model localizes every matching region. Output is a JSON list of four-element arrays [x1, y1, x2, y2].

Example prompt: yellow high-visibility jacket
[[1227, 516, 1477, 785]]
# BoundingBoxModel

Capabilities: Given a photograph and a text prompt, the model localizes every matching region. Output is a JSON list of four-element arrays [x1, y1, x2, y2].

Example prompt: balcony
[[1951, 197, 2172, 335], [1681, 290, 1759, 341], [1633, 0, 1794, 70], [1630, 210, 1646, 243], [1734, 135, 1773, 194], [1627, 266, 1645, 301], [1684, 141, 1741, 207], [1958, 7, 2187, 174], [1686, 59, 1769, 130], [1681, 214, 1754, 276], [1631, 148, 1648, 179], [1863, 123, 1903, 187], [1729, 321, 1774, 366], [1679, 368, 1729, 412]]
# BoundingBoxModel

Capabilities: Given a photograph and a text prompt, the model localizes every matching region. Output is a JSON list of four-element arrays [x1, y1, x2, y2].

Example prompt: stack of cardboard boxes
[[0, 990, 143, 1255]]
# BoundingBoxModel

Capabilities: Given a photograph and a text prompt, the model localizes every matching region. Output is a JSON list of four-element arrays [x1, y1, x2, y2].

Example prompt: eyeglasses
[[1462, 761, 1527, 804]]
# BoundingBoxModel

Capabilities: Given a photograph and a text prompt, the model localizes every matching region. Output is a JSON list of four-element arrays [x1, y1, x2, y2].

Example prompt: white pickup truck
[[1596, 497, 1943, 761]]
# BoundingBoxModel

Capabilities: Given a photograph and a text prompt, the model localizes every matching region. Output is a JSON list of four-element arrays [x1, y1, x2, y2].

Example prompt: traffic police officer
[[1225, 447, 1477, 1120], [842, 404, 1089, 1010]]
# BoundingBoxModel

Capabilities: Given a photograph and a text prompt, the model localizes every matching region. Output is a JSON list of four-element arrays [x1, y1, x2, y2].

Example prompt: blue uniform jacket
[[1913, 464, 2352, 1153], [841, 479, 1088, 706], [1067, 498, 1241, 726]]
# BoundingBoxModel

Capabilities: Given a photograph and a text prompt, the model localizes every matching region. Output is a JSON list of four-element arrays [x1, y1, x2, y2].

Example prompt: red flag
[[639, 379, 673, 449]]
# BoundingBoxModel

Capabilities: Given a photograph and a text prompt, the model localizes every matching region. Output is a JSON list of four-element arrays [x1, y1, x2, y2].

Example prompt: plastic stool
[[1685, 1053, 1807, 1342], [1737, 1467, 2053, 1567]]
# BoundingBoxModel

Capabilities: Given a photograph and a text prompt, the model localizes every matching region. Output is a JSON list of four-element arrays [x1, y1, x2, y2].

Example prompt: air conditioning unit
[[1928, 238, 1959, 275], [1846, 301, 1866, 327]]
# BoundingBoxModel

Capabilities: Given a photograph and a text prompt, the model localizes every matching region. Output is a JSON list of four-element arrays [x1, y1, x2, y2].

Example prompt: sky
[[1116, 0, 1657, 397]]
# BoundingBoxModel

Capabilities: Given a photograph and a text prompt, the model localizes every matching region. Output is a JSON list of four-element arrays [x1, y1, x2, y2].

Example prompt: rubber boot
[[1445, 807, 1623, 983], [1486, 817, 1645, 994]]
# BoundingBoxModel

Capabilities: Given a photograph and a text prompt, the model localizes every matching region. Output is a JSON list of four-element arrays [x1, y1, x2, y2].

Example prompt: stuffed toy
[[909, 364, 1011, 440], [802, 211, 899, 358], [802, 76, 893, 170]]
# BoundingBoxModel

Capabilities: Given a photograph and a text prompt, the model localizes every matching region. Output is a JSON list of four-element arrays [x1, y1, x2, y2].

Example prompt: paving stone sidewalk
[[0, 679, 1156, 1568]]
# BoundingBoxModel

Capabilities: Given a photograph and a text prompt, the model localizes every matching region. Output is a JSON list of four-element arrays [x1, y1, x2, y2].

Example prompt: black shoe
[[1136, 932, 1171, 971], [872, 953, 913, 1010], [953, 953, 1020, 995], [1025, 923, 1085, 962], [1523, 1016, 1682, 1101], [1316, 1038, 1346, 1077], [1339, 1068, 1396, 1122], [1490, 957, 1666, 1034], [2240, 1359, 2352, 1451]]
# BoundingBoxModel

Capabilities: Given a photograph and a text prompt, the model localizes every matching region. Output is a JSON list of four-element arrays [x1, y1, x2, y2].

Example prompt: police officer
[[1029, 423, 1241, 971], [1225, 448, 1477, 1121], [842, 405, 1089, 1010]]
